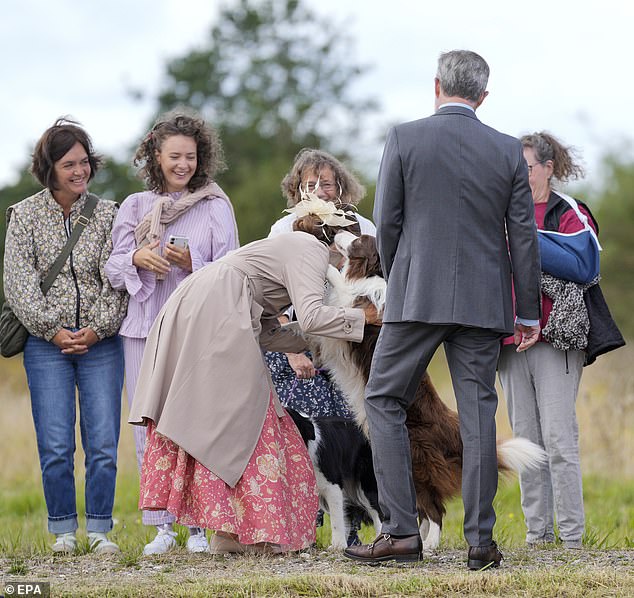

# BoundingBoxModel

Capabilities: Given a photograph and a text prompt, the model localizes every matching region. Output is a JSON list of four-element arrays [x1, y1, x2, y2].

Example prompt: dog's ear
[[345, 256, 367, 281], [360, 236, 382, 278]]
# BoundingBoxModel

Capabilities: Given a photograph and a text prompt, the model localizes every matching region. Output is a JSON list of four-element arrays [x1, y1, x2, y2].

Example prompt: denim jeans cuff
[[86, 515, 113, 534], [48, 515, 78, 535]]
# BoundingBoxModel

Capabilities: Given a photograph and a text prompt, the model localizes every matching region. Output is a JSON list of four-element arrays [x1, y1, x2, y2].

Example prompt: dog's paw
[[329, 540, 348, 551], [421, 520, 441, 551]]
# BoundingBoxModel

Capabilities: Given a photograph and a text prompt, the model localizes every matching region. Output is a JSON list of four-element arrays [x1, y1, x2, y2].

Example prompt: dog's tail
[[497, 437, 547, 474]]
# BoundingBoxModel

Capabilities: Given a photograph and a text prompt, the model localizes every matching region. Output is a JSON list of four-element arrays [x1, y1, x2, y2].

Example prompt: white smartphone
[[168, 234, 189, 249]]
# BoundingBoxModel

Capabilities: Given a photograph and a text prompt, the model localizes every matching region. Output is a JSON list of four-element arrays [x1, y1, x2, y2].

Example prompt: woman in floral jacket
[[3, 118, 128, 555]]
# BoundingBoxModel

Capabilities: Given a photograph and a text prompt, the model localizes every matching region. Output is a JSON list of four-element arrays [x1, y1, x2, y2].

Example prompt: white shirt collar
[[437, 102, 475, 112]]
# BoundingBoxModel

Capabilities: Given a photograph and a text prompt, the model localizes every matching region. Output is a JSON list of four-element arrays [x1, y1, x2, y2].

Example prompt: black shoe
[[344, 533, 422, 564], [467, 541, 503, 570]]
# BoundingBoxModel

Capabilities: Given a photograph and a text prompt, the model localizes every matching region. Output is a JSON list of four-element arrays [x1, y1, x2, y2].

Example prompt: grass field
[[1, 346, 633, 596]]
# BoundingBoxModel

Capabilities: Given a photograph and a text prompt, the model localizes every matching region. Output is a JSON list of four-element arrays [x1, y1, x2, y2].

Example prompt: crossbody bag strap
[[40, 194, 100, 295], [550, 190, 602, 250]]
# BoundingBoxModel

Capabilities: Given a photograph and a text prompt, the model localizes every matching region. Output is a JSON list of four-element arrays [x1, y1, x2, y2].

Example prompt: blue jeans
[[24, 334, 124, 534]]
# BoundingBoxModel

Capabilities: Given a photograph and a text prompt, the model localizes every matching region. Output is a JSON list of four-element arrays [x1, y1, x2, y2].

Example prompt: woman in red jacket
[[498, 131, 595, 550]]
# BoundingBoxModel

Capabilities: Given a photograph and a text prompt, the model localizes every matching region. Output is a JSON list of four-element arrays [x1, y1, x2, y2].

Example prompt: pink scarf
[[134, 182, 236, 248]]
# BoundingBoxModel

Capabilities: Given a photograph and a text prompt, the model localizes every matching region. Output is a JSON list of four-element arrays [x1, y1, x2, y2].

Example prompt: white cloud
[[1, 0, 632, 189]]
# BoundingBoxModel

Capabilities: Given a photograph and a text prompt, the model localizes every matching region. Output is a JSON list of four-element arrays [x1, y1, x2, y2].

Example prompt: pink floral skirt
[[139, 397, 319, 551]]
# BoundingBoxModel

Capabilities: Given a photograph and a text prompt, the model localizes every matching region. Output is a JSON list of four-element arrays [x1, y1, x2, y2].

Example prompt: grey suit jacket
[[374, 105, 541, 334]]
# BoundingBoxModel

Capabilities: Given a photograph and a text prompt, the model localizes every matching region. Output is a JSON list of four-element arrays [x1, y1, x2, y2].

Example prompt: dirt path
[[2, 547, 633, 596]]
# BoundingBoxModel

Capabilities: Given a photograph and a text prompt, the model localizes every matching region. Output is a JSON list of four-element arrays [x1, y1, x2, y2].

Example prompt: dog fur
[[286, 409, 381, 549], [308, 232, 546, 550]]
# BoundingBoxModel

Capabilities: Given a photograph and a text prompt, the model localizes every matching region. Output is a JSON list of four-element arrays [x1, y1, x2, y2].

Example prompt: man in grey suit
[[344, 50, 542, 569]]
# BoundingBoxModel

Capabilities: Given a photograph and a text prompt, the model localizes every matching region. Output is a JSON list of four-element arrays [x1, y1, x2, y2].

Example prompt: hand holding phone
[[165, 235, 192, 272]]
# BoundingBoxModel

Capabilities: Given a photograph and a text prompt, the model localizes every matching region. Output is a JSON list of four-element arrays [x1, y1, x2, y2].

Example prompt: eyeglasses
[[303, 181, 336, 193], [527, 160, 546, 174], [300, 177, 341, 196]]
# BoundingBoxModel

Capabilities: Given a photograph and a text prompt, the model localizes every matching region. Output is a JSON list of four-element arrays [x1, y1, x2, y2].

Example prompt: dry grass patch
[[2, 548, 633, 597]]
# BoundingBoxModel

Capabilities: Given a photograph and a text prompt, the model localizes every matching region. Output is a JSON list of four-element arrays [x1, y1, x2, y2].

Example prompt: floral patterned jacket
[[3, 189, 128, 341]]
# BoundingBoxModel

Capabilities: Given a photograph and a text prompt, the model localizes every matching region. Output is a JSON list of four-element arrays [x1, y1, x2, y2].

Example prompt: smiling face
[[52, 141, 91, 203], [301, 166, 338, 201], [156, 134, 198, 193]]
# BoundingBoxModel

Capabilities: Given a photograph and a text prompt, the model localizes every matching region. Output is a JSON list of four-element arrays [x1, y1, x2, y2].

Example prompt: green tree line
[[0, 0, 632, 339]]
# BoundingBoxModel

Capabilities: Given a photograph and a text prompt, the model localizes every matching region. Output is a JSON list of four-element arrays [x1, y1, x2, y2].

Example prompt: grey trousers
[[498, 343, 585, 543], [365, 321, 503, 547]]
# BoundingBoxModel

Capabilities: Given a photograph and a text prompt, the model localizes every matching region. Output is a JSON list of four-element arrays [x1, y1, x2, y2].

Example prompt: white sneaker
[[52, 533, 76, 554], [88, 532, 120, 554], [187, 530, 210, 553], [143, 528, 177, 555]]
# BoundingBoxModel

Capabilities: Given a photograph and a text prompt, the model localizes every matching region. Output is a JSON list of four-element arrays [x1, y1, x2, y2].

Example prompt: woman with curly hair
[[105, 109, 239, 555], [266, 149, 375, 414], [266, 149, 375, 545], [498, 131, 597, 550], [270, 148, 374, 236]]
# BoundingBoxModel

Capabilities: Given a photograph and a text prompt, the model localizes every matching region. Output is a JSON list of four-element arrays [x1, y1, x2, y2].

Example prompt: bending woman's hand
[[362, 303, 383, 326], [353, 296, 383, 326], [286, 353, 316, 380]]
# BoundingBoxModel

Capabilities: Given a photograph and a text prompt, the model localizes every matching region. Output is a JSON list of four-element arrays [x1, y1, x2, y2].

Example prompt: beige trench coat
[[129, 232, 365, 487]]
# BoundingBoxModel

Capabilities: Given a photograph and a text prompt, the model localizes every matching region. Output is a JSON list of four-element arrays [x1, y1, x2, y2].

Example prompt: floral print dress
[[264, 350, 355, 418], [140, 395, 319, 551]]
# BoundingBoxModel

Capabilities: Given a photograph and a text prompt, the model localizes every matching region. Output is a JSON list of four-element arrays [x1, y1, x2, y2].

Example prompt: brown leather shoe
[[343, 533, 422, 564], [467, 541, 503, 570]]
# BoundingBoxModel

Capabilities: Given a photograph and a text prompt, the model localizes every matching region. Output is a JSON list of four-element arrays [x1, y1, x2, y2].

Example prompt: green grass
[[1, 350, 633, 595], [2, 471, 632, 557]]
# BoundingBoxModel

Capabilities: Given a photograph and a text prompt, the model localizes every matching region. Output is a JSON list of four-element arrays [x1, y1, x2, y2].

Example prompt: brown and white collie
[[307, 232, 546, 551]]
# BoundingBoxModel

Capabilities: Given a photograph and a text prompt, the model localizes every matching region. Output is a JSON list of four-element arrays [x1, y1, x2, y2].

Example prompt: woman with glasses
[[498, 131, 596, 550], [266, 149, 376, 545], [267, 149, 375, 419]]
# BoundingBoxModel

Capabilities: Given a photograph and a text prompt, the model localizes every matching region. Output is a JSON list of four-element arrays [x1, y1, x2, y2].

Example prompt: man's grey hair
[[436, 50, 489, 102]]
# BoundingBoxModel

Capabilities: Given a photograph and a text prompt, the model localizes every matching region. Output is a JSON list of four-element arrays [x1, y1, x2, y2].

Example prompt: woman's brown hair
[[134, 108, 226, 193], [521, 131, 585, 183], [293, 208, 361, 243], [31, 117, 102, 190]]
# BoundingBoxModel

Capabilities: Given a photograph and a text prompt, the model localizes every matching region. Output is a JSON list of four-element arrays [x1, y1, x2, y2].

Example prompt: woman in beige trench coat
[[129, 201, 379, 554]]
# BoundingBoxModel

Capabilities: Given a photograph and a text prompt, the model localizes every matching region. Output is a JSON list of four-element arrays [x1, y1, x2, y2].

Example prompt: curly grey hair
[[281, 148, 365, 208]]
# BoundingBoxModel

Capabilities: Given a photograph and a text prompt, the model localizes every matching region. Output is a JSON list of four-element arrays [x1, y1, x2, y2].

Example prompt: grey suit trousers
[[365, 321, 504, 547]]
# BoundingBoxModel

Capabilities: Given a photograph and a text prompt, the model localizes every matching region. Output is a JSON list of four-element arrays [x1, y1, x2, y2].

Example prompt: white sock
[[156, 523, 174, 533]]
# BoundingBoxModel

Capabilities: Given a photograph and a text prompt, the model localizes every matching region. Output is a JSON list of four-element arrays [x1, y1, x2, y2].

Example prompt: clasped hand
[[133, 240, 192, 274], [52, 327, 98, 355]]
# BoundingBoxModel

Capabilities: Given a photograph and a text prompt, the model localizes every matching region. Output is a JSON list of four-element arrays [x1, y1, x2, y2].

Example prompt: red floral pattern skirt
[[139, 397, 318, 551]]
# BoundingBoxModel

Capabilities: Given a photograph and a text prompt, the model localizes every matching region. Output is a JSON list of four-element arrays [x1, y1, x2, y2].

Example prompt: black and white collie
[[286, 409, 381, 549], [306, 232, 546, 551]]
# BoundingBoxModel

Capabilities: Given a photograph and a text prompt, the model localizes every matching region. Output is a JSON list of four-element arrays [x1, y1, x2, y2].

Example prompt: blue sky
[[2, 0, 632, 189]]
